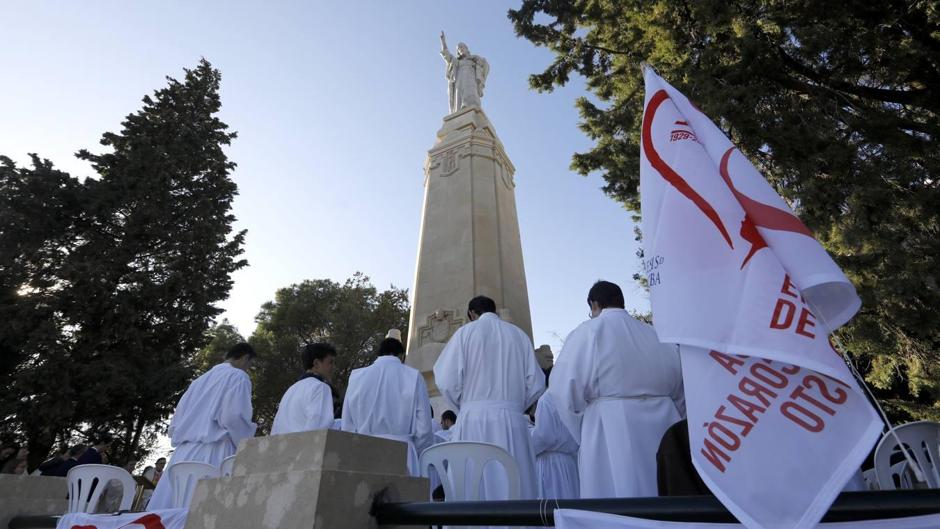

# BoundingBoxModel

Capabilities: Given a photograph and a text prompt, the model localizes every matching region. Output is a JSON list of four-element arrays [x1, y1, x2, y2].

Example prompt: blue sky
[[1, 0, 648, 352]]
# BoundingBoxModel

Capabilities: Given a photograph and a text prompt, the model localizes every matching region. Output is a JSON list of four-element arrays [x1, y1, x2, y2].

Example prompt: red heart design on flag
[[117, 514, 165, 529]]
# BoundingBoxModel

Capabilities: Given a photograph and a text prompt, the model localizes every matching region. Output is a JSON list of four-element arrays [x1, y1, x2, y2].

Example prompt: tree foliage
[[0, 59, 246, 467], [509, 1, 940, 419], [192, 319, 246, 376], [248, 274, 409, 434]]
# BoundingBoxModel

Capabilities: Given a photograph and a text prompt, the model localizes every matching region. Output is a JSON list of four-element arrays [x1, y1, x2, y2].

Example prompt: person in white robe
[[148, 342, 257, 509], [531, 390, 580, 499], [271, 342, 337, 435], [549, 281, 685, 499], [342, 334, 433, 477], [433, 295, 546, 501]]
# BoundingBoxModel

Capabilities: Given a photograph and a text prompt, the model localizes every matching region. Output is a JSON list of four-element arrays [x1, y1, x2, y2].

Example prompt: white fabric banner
[[639, 67, 882, 529], [554, 509, 940, 529], [56, 509, 188, 529]]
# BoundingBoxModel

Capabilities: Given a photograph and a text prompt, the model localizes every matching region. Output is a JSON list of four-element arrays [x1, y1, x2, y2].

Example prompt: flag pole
[[807, 299, 926, 484]]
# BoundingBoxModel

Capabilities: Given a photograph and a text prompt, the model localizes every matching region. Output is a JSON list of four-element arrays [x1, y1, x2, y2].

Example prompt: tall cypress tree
[[68, 59, 247, 462], [0, 60, 247, 466]]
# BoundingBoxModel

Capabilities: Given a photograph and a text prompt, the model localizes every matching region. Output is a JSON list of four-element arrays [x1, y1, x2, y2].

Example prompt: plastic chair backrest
[[873, 421, 940, 490], [66, 464, 136, 513], [419, 441, 520, 501], [863, 462, 913, 491], [219, 455, 236, 477], [167, 461, 220, 508]]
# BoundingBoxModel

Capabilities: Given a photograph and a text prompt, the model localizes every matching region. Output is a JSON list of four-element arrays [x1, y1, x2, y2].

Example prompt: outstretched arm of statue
[[440, 32, 453, 64]]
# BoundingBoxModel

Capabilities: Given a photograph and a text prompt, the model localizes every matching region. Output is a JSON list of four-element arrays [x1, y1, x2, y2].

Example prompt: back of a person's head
[[468, 295, 497, 316], [68, 444, 87, 457], [377, 337, 405, 357], [302, 342, 337, 370], [442, 410, 457, 423], [225, 342, 256, 360], [588, 280, 625, 309]]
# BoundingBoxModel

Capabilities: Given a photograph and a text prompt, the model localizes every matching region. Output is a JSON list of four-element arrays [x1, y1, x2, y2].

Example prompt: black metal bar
[[373, 490, 940, 526], [12, 491, 940, 528], [7, 515, 59, 529]]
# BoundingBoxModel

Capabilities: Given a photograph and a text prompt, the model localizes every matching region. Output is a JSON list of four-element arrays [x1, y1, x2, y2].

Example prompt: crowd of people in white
[[145, 280, 688, 507]]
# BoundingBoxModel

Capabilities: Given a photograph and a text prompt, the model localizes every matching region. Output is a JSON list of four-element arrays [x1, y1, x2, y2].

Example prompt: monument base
[[185, 430, 427, 529], [0, 475, 67, 528]]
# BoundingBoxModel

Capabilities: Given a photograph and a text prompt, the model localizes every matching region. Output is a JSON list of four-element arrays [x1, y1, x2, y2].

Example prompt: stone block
[[186, 430, 428, 529], [232, 429, 408, 477], [0, 475, 67, 528], [185, 469, 426, 529]]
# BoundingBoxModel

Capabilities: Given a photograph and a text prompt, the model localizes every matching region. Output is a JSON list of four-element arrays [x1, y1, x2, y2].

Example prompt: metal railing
[[371, 490, 940, 526], [11, 490, 940, 528]]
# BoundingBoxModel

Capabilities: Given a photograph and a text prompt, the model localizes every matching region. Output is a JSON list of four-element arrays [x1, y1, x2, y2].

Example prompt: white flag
[[640, 67, 882, 529], [554, 509, 940, 529], [56, 509, 188, 529]]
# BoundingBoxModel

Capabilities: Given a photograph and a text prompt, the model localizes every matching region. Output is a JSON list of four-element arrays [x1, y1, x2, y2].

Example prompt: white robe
[[531, 393, 580, 500], [342, 355, 433, 476], [148, 363, 256, 509], [270, 376, 334, 435], [433, 312, 545, 500], [549, 308, 685, 499], [434, 429, 453, 444]]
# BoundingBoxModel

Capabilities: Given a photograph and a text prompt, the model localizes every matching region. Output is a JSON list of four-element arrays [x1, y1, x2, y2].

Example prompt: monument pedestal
[[406, 106, 533, 413], [0, 475, 67, 528], [185, 430, 427, 529]]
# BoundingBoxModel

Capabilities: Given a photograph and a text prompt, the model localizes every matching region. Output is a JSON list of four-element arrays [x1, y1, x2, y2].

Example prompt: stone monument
[[185, 430, 426, 529], [406, 33, 533, 413]]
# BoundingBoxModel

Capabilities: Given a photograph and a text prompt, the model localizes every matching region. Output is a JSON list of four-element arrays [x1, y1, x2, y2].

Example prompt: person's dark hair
[[587, 280, 625, 309], [377, 337, 405, 357], [468, 295, 497, 317], [225, 342, 256, 360], [156, 457, 166, 463], [441, 410, 457, 423], [302, 342, 337, 370], [68, 444, 87, 457]]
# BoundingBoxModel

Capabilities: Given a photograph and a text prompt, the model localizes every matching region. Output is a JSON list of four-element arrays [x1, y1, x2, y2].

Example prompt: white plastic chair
[[66, 464, 136, 513], [219, 455, 236, 477], [873, 421, 940, 490], [167, 461, 220, 508], [419, 441, 520, 501]]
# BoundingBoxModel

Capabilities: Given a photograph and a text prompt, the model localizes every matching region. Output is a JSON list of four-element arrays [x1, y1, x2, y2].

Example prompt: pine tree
[[509, 1, 940, 419], [0, 155, 85, 465]]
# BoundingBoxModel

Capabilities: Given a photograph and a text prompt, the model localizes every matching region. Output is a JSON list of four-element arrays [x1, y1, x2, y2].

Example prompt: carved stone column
[[406, 105, 532, 414]]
